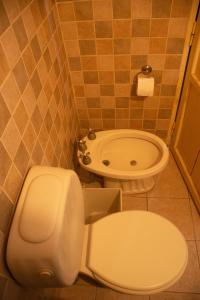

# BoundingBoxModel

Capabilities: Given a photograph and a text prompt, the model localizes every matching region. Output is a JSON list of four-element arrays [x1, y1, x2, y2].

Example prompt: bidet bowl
[[78, 130, 169, 193]]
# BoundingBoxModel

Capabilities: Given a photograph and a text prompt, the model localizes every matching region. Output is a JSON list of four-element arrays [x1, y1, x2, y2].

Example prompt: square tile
[[167, 241, 200, 293], [96, 287, 149, 299], [123, 195, 147, 210], [93, 0, 112, 20], [112, 0, 131, 19], [148, 154, 188, 198], [95, 21, 113, 38], [74, 1, 93, 21], [190, 199, 200, 240], [0, 1, 10, 35], [148, 197, 194, 240]]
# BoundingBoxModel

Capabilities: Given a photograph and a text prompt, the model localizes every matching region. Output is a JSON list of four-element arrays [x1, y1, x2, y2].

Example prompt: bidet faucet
[[79, 152, 92, 165], [77, 139, 87, 153], [87, 128, 96, 140]]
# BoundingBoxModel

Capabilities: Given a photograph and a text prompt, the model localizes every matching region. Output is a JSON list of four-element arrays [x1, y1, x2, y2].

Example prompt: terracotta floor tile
[[148, 197, 194, 240], [196, 241, 200, 262], [41, 285, 96, 300], [96, 287, 149, 300], [150, 292, 200, 299], [167, 241, 200, 293], [190, 199, 200, 240], [148, 155, 188, 198], [123, 196, 147, 210]]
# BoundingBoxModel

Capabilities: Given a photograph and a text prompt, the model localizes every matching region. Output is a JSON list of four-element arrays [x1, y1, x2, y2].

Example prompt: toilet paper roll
[[136, 75, 154, 97]]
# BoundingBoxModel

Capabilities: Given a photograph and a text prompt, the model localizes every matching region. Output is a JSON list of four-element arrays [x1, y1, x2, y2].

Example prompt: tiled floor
[[21, 154, 200, 300]]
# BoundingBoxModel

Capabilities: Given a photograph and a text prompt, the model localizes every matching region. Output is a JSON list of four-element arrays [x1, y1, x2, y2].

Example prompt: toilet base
[[104, 176, 155, 194]]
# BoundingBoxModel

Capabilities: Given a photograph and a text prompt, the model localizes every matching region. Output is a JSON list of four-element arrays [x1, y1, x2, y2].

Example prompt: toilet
[[7, 166, 188, 295]]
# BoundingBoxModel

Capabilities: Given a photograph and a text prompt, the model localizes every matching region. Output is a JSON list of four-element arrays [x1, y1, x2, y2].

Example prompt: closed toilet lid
[[87, 211, 188, 294]]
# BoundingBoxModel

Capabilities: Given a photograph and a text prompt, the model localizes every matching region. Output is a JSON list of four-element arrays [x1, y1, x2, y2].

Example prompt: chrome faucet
[[77, 139, 87, 153], [87, 128, 96, 140], [79, 152, 92, 165]]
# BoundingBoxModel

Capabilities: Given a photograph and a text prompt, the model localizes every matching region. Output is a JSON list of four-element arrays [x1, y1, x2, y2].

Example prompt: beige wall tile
[[113, 20, 131, 38], [132, 0, 151, 19], [131, 38, 149, 54], [61, 22, 78, 40], [57, 2, 75, 21], [93, 0, 112, 20], [77, 21, 95, 39], [96, 39, 113, 55], [168, 18, 188, 38], [0, 43, 9, 86], [150, 19, 169, 37], [97, 55, 114, 70], [74, 1, 93, 21]]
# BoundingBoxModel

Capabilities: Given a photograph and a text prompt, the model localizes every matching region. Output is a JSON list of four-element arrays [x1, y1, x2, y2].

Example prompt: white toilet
[[7, 166, 188, 295]]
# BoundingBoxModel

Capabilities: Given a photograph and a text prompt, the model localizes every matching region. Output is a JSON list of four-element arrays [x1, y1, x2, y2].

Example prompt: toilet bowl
[[78, 129, 169, 194], [7, 167, 188, 295]]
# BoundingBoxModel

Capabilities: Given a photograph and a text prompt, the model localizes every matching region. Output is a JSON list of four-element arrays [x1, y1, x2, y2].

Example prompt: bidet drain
[[102, 160, 110, 166], [130, 160, 137, 166]]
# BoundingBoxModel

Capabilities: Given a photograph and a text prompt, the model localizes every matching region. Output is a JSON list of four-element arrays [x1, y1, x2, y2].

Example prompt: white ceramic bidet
[[78, 129, 169, 194]]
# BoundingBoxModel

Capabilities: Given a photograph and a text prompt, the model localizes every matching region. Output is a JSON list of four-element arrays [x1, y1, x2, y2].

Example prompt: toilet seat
[[85, 211, 188, 295]]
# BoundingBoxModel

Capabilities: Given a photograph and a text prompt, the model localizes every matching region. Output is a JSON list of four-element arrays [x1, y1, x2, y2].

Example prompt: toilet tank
[[6, 166, 85, 287]]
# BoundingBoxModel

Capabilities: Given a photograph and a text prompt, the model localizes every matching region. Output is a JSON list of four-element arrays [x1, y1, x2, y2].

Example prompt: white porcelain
[[7, 167, 188, 295], [78, 130, 169, 194]]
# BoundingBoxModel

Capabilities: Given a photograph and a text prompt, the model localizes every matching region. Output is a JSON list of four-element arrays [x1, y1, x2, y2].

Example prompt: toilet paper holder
[[141, 65, 152, 75]]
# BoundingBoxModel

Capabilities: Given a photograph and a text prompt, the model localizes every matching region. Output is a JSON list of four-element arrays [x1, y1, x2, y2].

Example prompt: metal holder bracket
[[141, 65, 152, 75]]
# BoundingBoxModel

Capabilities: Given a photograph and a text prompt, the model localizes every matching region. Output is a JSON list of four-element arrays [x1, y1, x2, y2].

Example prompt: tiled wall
[[0, 0, 79, 297], [57, 0, 192, 138]]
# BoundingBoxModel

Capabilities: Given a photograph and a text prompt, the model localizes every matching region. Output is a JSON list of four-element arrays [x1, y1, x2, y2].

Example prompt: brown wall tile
[[114, 39, 131, 54], [152, 0, 172, 18], [79, 40, 96, 55], [112, 0, 131, 19], [100, 85, 114, 96], [69, 57, 81, 71], [132, 19, 150, 37], [13, 17, 28, 51], [166, 38, 184, 54], [13, 58, 28, 93], [165, 55, 182, 69], [115, 71, 130, 83], [149, 38, 166, 54], [95, 21, 112, 38], [83, 71, 98, 84], [171, 0, 192, 17], [0, 2, 10, 35], [93, 0, 112, 20], [99, 71, 114, 84]]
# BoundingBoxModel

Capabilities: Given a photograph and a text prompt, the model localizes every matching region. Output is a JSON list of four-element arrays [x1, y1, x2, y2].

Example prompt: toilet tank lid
[[19, 173, 63, 243]]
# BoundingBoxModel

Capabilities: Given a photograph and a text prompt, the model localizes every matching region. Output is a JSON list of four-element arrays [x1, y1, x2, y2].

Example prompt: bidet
[[78, 129, 169, 194]]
